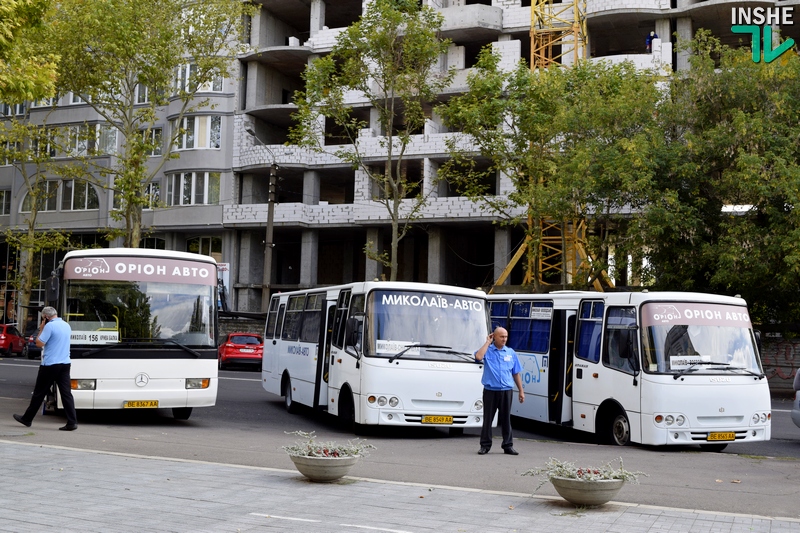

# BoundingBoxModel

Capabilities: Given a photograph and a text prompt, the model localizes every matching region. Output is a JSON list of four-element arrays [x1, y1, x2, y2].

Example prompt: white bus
[[488, 291, 771, 450], [49, 248, 219, 420], [262, 281, 489, 434]]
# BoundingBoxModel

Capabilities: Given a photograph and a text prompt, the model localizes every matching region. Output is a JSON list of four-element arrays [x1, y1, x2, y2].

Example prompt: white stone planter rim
[[548, 476, 625, 506]]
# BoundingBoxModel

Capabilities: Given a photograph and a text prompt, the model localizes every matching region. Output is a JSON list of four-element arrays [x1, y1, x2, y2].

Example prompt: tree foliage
[[41, 0, 254, 247], [289, 0, 453, 280], [0, 0, 58, 102], [640, 30, 800, 325], [440, 49, 662, 289]]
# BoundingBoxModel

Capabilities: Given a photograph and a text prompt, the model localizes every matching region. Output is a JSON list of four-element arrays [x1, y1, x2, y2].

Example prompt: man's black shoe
[[13, 414, 31, 427], [59, 424, 78, 431], [503, 447, 519, 455], [478, 447, 490, 455]]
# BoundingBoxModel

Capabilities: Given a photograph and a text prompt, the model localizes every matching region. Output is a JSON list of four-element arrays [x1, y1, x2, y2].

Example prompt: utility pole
[[262, 163, 278, 312]]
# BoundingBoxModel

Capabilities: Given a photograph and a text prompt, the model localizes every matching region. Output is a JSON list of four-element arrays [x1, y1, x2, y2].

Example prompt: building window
[[165, 172, 220, 205], [142, 128, 162, 156], [136, 84, 149, 104], [70, 93, 84, 104], [31, 128, 56, 158], [187, 236, 221, 260], [172, 115, 221, 150], [1, 141, 21, 165], [141, 237, 166, 249], [63, 124, 117, 157], [175, 64, 223, 93], [65, 124, 90, 157], [61, 179, 99, 211], [31, 97, 55, 108], [112, 182, 160, 210], [1, 103, 26, 116], [0, 191, 11, 215], [97, 124, 117, 155], [21, 181, 59, 212]]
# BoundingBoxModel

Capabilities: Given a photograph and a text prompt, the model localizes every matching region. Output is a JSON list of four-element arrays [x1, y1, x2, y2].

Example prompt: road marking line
[[340, 525, 414, 533], [250, 513, 320, 522]]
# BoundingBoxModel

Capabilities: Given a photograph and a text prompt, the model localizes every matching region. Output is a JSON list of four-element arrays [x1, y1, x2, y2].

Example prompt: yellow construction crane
[[488, 0, 614, 294]]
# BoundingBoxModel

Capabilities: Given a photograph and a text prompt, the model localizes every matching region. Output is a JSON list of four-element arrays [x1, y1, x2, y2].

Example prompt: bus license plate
[[707, 432, 735, 441], [124, 400, 159, 408], [421, 416, 453, 425]]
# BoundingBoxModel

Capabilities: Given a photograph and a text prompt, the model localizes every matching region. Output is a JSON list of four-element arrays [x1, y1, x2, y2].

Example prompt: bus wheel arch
[[281, 373, 298, 414], [598, 401, 631, 446], [172, 407, 193, 420]]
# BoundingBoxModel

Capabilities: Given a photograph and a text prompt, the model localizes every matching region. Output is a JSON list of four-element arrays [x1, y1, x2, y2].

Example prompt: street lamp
[[244, 124, 278, 313]]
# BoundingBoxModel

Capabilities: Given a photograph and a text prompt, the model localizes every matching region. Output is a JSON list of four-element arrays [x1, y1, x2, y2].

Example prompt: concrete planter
[[549, 477, 625, 506], [288, 454, 361, 483]]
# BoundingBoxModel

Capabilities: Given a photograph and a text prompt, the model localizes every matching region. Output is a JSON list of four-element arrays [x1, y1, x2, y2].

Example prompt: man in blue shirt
[[474, 326, 524, 455], [13, 306, 78, 431]]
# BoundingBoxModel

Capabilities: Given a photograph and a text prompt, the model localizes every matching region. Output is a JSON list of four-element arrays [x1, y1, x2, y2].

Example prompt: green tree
[[289, 0, 453, 280], [640, 31, 800, 325], [440, 49, 662, 290], [42, 0, 254, 247], [0, 0, 58, 102], [0, 117, 73, 318]]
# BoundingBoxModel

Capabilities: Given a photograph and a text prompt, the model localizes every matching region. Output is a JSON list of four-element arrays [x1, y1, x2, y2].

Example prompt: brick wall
[[761, 338, 800, 397]]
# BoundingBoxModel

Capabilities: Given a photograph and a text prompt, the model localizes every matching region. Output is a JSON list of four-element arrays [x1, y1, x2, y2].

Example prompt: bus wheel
[[283, 378, 298, 414], [448, 427, 464, 437], [607, 411, 631, 446], [338, 390, 356, 430], [173, 407, 193, 420], [699, 443, 728, 452]]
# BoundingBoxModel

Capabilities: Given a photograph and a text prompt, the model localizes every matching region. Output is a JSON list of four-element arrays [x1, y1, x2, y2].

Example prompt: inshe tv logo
[[731, 7, 795, 63]]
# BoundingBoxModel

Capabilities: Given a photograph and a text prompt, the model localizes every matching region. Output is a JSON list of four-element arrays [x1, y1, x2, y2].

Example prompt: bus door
[[313, 300, 336, 410], [572, 300, 641, 437], [548, 309, 576, 425], [326, 289, 361, 415]]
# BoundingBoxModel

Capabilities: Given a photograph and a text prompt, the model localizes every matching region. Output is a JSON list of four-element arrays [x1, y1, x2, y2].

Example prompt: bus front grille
[[689, 430, 748, 442], [403, 414, 470, 425]]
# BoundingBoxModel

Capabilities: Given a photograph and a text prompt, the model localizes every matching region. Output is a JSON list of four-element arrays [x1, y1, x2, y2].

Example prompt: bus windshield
[[640, 302, 762, 375], [365, 290, 487, 363], [64, 279, 215, 347]]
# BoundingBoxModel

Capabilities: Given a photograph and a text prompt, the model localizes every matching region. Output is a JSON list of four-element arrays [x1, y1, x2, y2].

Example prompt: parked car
[[0, 324, 26, 356], [23, 331, 41, 360], [218, 332, 263, 370], [792, 371, 800, 429]]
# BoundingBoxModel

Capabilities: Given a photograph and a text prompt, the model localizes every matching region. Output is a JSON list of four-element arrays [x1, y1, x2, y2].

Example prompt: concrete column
[[423, 159, 438, 199], [401, 236, 415, 282], [310, 0, 326, 36], [494, 227, 512, 286], [675, 18, 692, 71], [235, 230, 264, 312], [303, 170, 320, 205], [365, 227, 381, 281], [300, 229, 319, 287], [655, 19, 671, 44], [427, 226, 446, 284]]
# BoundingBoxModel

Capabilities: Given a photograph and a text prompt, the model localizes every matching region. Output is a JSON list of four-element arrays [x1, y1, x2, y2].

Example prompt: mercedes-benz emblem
[[135, 373, 150, 387]]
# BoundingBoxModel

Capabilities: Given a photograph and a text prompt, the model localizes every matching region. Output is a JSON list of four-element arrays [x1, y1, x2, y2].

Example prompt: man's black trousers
[[480, 388, 513, 450], [21, 363, 77, 426]]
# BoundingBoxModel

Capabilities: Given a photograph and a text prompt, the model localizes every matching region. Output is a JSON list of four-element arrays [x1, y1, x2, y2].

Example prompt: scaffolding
[[488, 0, 614, 294]]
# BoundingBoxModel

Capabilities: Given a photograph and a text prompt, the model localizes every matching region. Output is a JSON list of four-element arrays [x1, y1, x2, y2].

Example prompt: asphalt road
[[2, 358, 799, 519]]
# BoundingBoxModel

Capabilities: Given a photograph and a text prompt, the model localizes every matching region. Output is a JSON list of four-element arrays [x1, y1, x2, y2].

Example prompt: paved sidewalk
[[1, 440, 799, 533]]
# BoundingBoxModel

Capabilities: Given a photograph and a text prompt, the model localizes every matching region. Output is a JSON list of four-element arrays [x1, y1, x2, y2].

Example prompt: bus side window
[[282, 295, 305, 341], [489, 301, 509, 331], [265, 297, 280, 339], [576, 301, 603, 364], [275, 304, 286, 339], [332, 290, 352, 349], [603, 307, 637, 374]]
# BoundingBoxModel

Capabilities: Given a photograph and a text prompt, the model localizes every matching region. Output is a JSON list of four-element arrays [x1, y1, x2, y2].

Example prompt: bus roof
[[488, 291, 748, 307], [63, 248, 217, 265], [269, 281, 487, 299]]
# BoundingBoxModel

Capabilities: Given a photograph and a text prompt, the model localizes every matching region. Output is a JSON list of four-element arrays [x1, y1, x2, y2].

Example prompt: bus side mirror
[[344, 316, 362, 357], [754, 330, 762, 353]]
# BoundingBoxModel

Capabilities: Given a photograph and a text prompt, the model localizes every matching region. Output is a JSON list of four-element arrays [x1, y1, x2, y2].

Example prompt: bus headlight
[[752, 413, 760, 424], [388, 397, 399, 407], [664, 415, 675, 425], [474, 400, 483, 411], [676, 415, 686, 426], [186, 378, 210, 389], [377, 396, 388, 406], [71, 379, 96, 390]]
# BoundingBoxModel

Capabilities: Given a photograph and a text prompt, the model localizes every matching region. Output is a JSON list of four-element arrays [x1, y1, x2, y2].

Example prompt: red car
[[218, 332, 263, 370], [0, 324, 26, 356]]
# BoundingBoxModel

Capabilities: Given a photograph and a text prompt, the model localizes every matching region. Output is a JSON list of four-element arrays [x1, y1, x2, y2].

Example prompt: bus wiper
[[388, 344, 449, 363], [713, 366, 766, 379], [82, 338, 202, 358], [427, 349, 476, 362], [672, 361, 727, 380]]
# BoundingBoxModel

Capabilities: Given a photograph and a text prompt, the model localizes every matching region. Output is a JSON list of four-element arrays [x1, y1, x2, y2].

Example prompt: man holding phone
[[13, 306, 78, 431], [474, 326, 524, 455]]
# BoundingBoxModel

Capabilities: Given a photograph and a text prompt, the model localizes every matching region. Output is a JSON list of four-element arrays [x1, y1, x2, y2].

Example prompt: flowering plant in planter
[[522, 457, 647, 492], [282, 430, 376, 458]]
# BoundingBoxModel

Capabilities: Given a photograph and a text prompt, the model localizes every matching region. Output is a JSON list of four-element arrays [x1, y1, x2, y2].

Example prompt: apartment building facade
[[1, 0, 794, 319]]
